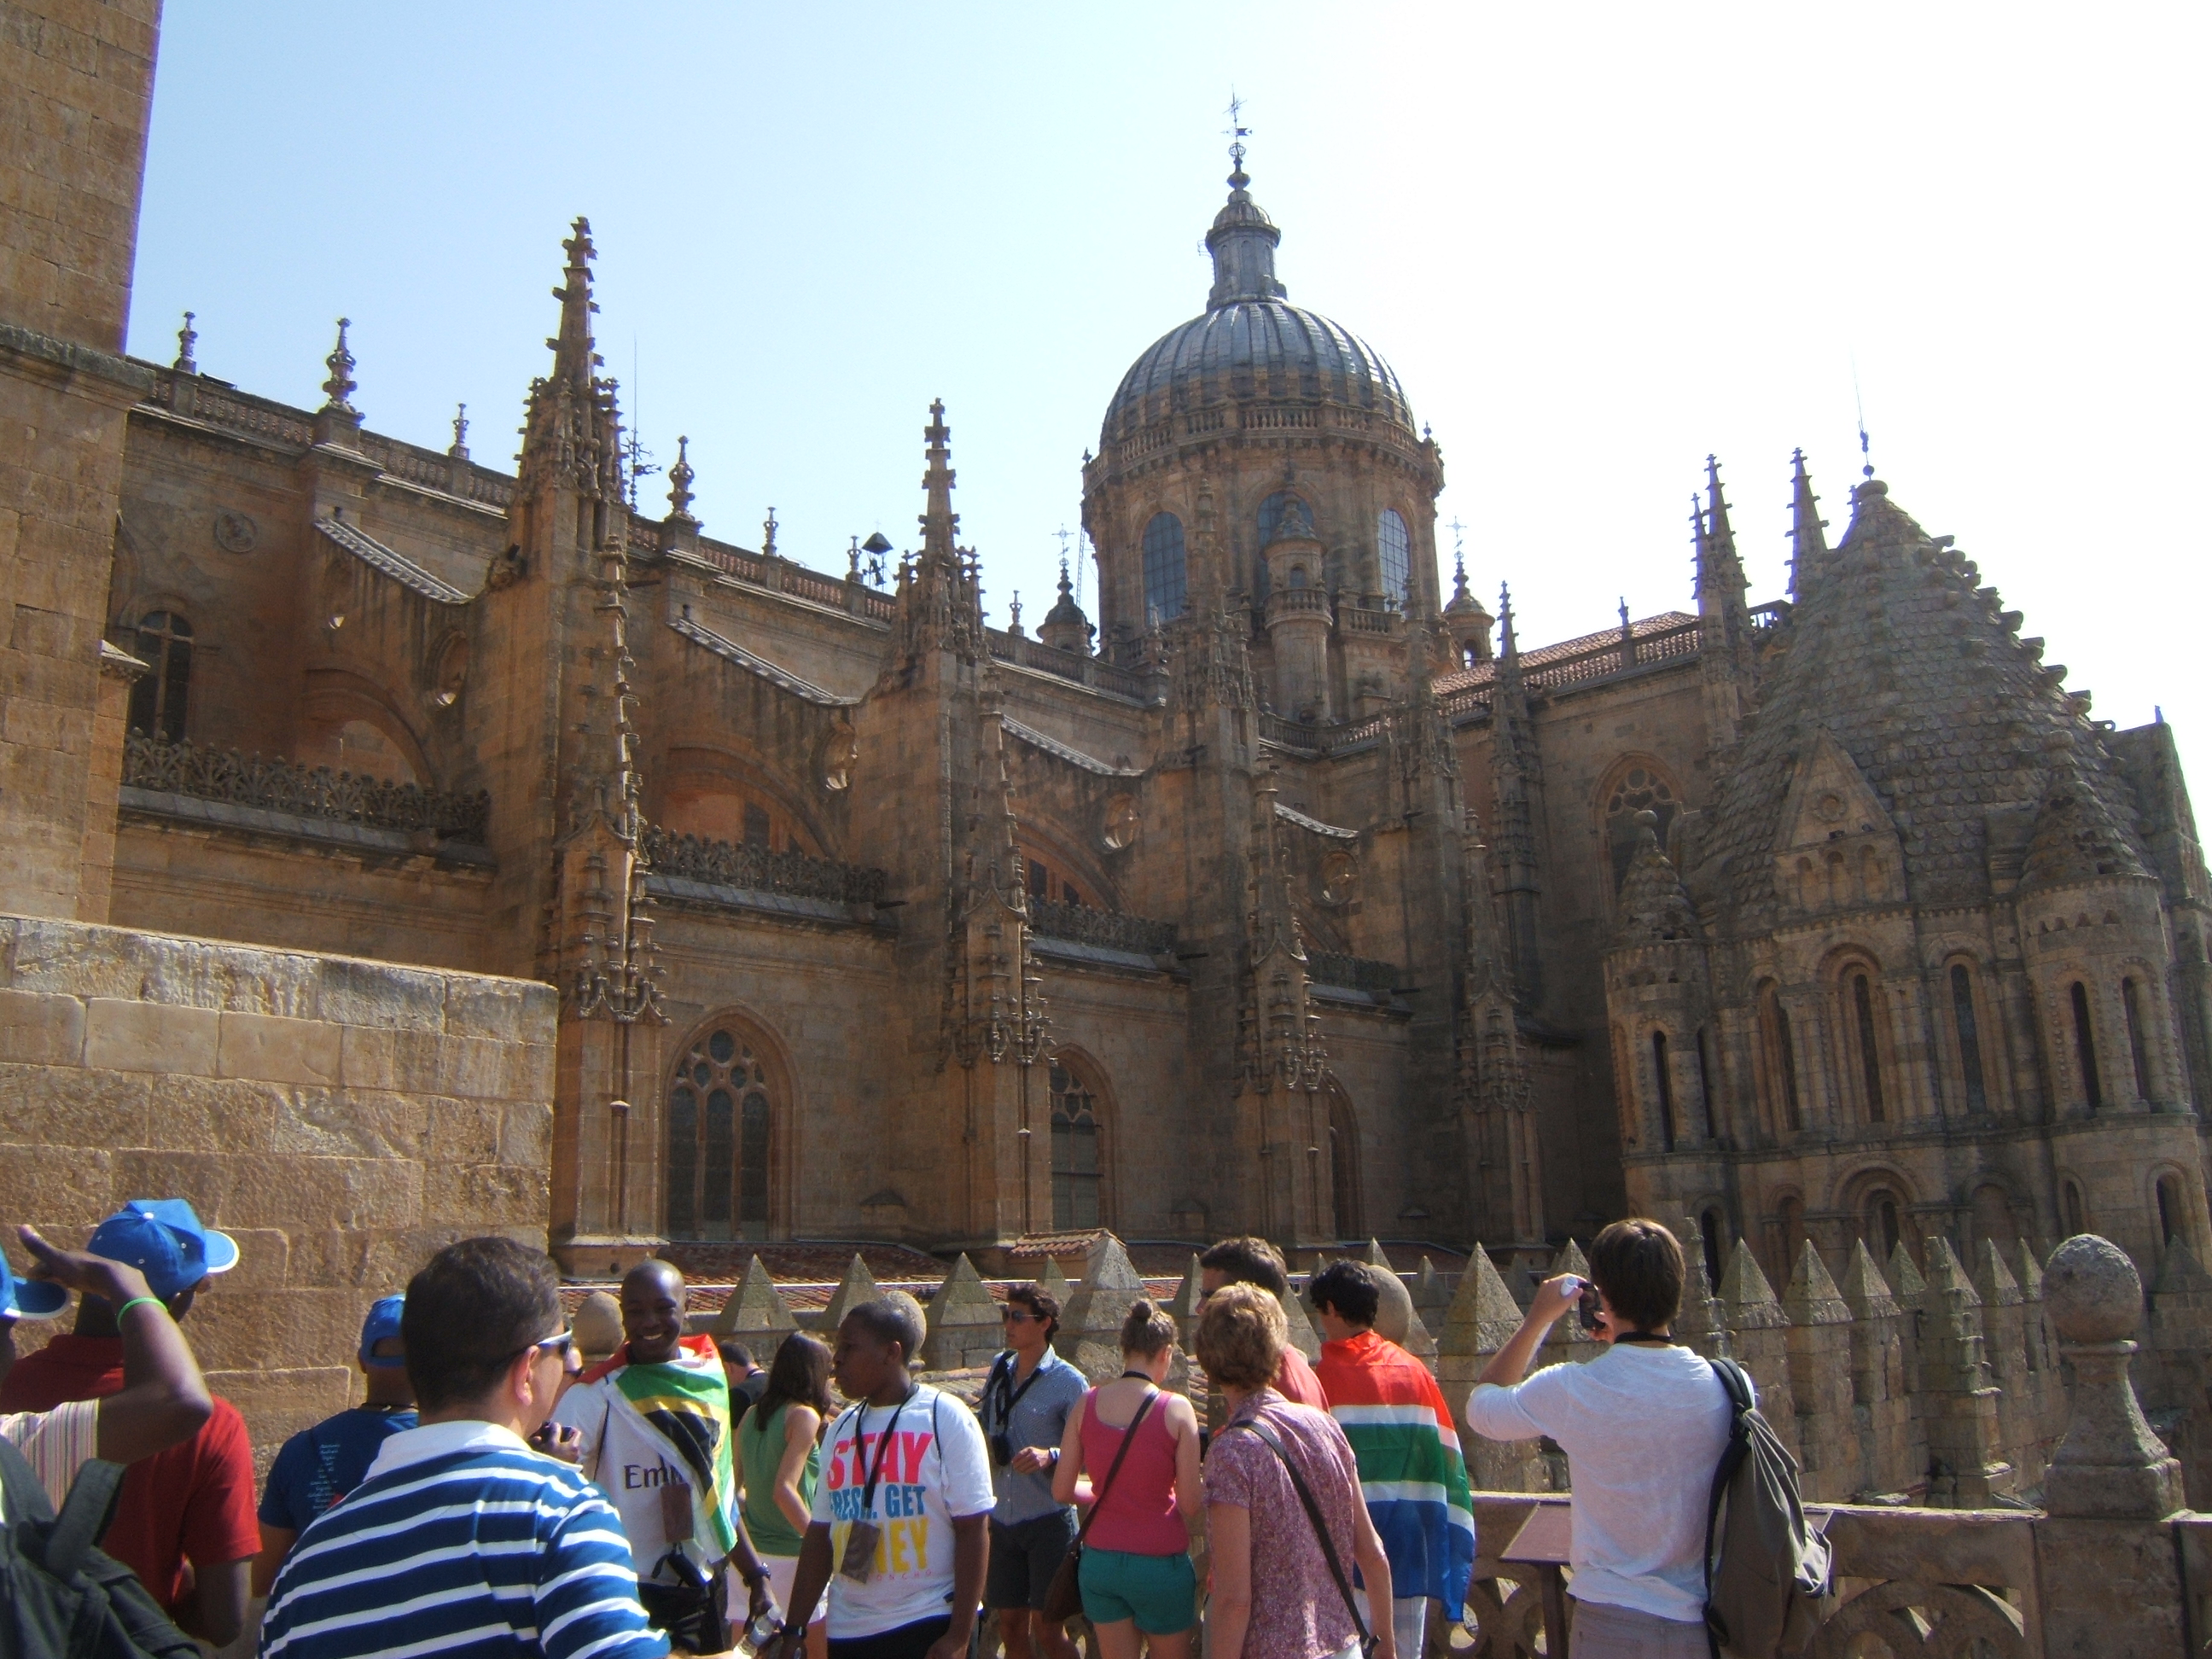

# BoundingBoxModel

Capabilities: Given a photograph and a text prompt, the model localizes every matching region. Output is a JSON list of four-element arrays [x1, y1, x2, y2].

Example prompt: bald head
[[620, 1258, 687, 1364]]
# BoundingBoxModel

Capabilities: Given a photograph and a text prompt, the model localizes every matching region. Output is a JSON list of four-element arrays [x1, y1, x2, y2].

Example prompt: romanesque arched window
[[2157, 1172, 2187, 1249], [1142, 511, 1188, 625], [1948, 961, 1991, 1115], [1846, 968, 1888, 1124], [1602, 764, 1679, 893], [1327, 1087, 1364, 1241], [1864, 1187, 1903, 1263], [1377, 509, 1410, 609], [2063, 1177, 2088, 1237], [2069, 981, 2103, 1109], [2122, 975, 2155, 1103], [667, 1023, 776, 1239], [1050, 1060, 1102, 1230], [127, 610, 193, 742]]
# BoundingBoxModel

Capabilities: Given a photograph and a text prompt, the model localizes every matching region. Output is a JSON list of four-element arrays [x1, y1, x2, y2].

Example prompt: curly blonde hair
[[1194, 1281, 1285, 1389]]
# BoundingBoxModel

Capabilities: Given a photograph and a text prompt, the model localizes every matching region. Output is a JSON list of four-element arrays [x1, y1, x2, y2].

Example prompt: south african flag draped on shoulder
[[601, 1333, 738, 1557], [1316, 1329, 1476, 1610]]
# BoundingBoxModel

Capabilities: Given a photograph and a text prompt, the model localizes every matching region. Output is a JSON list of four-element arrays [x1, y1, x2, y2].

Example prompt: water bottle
[[742, 1610, 783, 1654]]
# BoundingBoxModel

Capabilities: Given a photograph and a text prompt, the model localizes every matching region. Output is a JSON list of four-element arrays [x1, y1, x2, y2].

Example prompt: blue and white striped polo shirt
[[260, 1419, 669, 1659]]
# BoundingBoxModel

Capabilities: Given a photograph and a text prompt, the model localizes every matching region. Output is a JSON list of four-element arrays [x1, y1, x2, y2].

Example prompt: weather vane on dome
[[1224, 91, 1250, 179]]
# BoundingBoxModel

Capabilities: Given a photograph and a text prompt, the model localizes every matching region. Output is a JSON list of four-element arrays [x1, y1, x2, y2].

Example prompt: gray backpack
[[1702, 1358, 1831, 1658]]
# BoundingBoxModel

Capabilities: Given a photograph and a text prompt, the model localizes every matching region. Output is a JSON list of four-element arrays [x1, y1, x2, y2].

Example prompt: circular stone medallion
[[212, 509, 257, 553]]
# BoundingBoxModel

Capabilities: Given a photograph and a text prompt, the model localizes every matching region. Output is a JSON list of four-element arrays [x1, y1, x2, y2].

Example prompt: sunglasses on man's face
[[513, 1330, 578, 1370], [1001, 1309, 1039, 1324]]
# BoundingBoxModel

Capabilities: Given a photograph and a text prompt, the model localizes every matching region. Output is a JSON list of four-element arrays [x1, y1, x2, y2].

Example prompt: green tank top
[[739, 1400, 818, 1557]]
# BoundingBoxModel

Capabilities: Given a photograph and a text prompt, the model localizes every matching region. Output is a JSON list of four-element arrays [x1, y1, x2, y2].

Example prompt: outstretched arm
[[19, 1225, 211, 1464]]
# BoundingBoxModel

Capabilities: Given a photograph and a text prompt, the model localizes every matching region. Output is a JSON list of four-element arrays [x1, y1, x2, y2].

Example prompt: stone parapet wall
[[0, 913, 556, 1471]]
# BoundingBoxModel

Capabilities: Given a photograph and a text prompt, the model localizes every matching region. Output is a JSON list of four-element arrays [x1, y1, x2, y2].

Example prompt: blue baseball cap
[[86, 1200, 239, 1301], [359, 1295, 405, 1367], [0, 1254, 68, 1320]]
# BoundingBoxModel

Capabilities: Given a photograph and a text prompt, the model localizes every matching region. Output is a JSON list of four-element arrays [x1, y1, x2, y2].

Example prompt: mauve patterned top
[[1204, 1389, 1366, 1659]]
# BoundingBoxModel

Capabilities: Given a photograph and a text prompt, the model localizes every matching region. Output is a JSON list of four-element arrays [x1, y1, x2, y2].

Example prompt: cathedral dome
[[1098, 163, 1414, 449]]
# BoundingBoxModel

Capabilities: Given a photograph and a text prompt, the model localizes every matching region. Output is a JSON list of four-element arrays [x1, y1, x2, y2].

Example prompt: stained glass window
[[667, 1027, 773, 1237]]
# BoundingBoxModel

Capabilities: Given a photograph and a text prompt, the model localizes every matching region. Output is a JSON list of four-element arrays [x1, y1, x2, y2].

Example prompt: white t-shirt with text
[[1466, 1342, 1735, 1624], [810, 1382, 994, 1639]]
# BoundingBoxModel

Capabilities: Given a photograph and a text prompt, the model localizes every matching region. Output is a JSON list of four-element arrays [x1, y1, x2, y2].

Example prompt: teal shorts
[[1078, 1547, 1196, 1635]]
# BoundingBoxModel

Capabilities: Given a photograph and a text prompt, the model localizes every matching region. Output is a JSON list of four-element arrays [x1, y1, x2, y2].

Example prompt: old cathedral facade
[[50, 142, 2212, 1292]]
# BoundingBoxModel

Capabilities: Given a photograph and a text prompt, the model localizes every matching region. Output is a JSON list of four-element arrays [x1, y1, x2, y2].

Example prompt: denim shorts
[[1079, 1547, 1196, 1635]]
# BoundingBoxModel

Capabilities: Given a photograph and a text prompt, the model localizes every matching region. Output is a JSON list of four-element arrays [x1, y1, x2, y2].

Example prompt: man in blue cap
[[253, 1295, 418, 1595], [0, 1199, 257, 1648], [0, 1221, 216, 1515]]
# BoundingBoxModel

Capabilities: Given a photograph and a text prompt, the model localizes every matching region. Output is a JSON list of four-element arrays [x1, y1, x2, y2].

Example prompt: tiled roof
[[1694, 478, 2151, 929]]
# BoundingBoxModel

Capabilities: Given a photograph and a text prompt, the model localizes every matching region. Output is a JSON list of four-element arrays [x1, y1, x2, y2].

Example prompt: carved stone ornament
[[428, 632, 469, 710], [1102, 792, 1141, 851], [212, 509, 257, 554], [1319, 848, 1359, 906], [819, 719, 857, 793]]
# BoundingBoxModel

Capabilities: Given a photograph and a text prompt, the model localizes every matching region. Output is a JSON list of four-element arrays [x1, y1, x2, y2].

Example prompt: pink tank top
[[1078, 1388, 1187, 1556]]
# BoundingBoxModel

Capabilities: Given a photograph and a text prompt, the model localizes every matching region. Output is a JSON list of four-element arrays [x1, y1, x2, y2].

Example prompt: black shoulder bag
[[1235, 1417, 1378, 1659]]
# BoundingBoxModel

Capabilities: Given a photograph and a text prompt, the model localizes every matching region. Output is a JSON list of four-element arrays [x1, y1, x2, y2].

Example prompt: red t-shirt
[[1273, 1342, 1330, 1409], [0, 1335, 259, 1610]]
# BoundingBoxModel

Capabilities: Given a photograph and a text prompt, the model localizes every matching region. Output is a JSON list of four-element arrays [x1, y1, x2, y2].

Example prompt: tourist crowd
[[0, 1206, 1727, 1659]]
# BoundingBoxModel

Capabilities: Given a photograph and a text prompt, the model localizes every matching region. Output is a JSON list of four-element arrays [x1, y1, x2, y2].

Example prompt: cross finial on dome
[[1224, 90, 1251, 190]]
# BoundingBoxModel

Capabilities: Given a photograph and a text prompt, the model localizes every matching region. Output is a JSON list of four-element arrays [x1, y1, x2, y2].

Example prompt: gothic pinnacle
[[1789, 447, 1829, 595], [174, 310, 197, 375], [919, 399, 959, 559], [449, 403, 469, 460], [319, 317, 358, 416], [667, 435, 696, 522]]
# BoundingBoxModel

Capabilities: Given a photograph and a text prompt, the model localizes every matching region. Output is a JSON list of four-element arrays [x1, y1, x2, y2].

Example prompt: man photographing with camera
[[1464, 1220, 1735, 1659]]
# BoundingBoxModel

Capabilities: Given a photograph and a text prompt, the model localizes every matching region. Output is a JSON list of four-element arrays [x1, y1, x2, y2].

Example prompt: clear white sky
[[128, 4, 2210, 790]]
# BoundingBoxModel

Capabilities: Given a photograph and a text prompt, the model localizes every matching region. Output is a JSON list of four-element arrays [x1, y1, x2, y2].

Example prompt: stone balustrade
[[122, 732, 491, 842], [640, 825, 888, 906]]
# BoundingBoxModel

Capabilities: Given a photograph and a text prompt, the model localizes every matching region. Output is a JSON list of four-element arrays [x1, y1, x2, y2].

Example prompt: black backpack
[[0, 1436, 198, 1659], [1702, 1358, 1831, 1659]]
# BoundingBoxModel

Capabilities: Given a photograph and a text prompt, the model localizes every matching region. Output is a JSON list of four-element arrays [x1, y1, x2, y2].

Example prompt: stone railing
[[1266, 586, 1331, 620], [1027, 899, 1178, 957], [1307, 950, 1400, 995], [1257, 710, 1390, 756], [986, 630, 1154, 701], [641, 825, 888, 905], [1340, 603, 1400, 636], [121, 732, 490, 841], [678, 541, 901, 623]]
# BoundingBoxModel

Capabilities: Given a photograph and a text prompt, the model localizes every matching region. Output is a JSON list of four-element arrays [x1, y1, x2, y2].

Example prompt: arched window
[[1757, 983, 1802, 1132], [1254, 492, 1311, 604], [2122, 976, 2154, 1102], [666, 1025, 776, 1239], [2069, 981, 2103, 1109], [1050, 1061, 1102, 1229], [1377, 509, 1411, 609], [1949, 963, 1990, 1115], [1651, 1030, 1676, 1151], [1849, 970, 1887, 1123], [1698, 1208, 1725, 1294], [2063, 1178, 2087, 1237], [1604, 765, 1679, 892], [1776, 1195, 1807, 1286], [1328, 1090, 1363, 1241], [1141, 511, 1188, 624], [1865, 1188, 1903, 1263], [126, 610, 193, 741], [2157, 1173, 2186, 1247]]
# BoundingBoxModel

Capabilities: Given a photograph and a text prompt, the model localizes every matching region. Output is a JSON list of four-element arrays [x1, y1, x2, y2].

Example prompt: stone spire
[[666, 435, 696, 524], [1788, 447, 1827, 598], [319, 317, 358, 416], [1694, 457, 1755, 748], [894, 401, 985, 664], [1204, 131, 1288, 311], [1489, 585, 1543, 1007], [518, 218, 622, 507]]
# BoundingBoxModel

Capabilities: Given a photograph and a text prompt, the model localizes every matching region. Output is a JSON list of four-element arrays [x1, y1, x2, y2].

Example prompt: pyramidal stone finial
[[1923, 1236, 1979, 1301], [1720, 1237, 1785, 1328], [1974, 1237, 2023, 1307], [1550, 1237, 1590, 1281], [1059, 1233, 1149, 1381], [923, 1254, 1004, 1370], [712, 1254, 798, 1344], [1784, 1238, 1849, 1324], [320, 317, 358, 416], [1841, 1239, 1900, 1318], [1440, 1247, 1525, 1353], [816, 1252, 880, 1332], [1887, 1239, 1927, 1303], [1035, 1254, 1074, 1311]]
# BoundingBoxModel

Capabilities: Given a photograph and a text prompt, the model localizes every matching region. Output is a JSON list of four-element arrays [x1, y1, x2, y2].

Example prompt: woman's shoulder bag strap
[[1240, 1417, 1377, 1657]]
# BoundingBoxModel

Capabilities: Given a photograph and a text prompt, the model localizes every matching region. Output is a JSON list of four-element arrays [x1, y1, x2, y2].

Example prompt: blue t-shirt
[[258, 1405, 419, 1532]]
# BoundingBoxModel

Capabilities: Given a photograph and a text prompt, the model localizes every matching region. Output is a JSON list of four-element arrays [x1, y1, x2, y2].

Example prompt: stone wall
[[0, 912, 556, 1470]]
